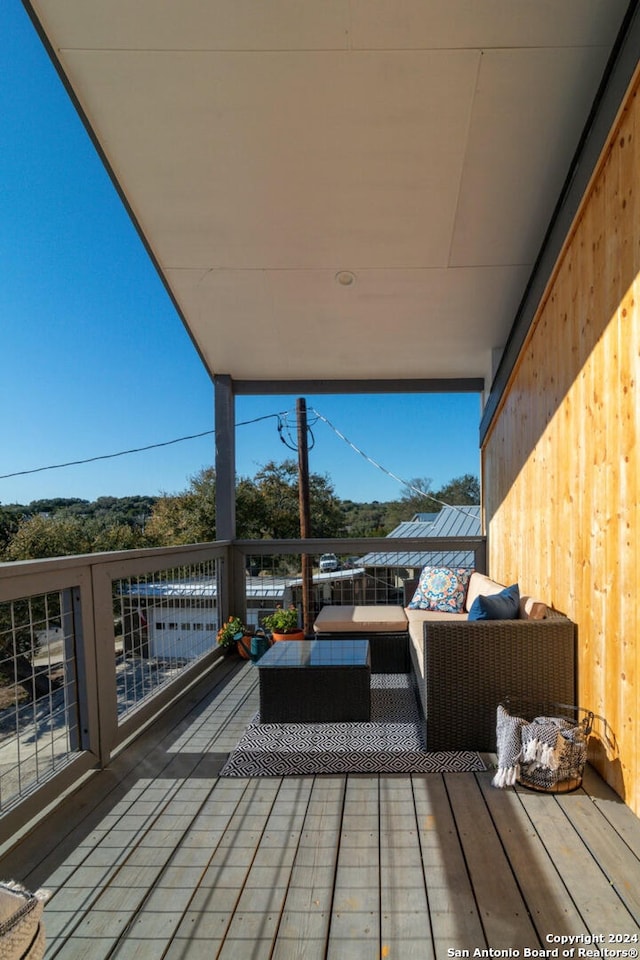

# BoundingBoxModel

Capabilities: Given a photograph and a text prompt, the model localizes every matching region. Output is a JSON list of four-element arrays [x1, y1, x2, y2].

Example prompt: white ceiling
[[27, 0, 629, 389]]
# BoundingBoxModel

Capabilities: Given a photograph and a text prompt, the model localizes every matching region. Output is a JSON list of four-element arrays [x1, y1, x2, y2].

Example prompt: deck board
[[379, 776, 433, 960], [412, 767, 485, 955], [327, 776, 380, 959], [445, 771, 541, 949], [1, 659, 639, 959], [516, 782, 640, 935], [555, 788, 640, 924], [479, 772, 590, 938]]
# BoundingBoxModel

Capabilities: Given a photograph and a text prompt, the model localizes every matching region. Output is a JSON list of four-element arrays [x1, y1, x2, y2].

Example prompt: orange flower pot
[[271, 629, 305, 643]]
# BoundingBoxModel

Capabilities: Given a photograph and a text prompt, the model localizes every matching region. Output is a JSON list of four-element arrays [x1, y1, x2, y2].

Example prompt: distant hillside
[[2, 495, 158, 527], [1, 473, 479, 555]]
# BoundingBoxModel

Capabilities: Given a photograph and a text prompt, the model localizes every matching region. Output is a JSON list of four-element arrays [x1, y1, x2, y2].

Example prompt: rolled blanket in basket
[[519, 716, 587, 790], [521, 716, 575, 770], [493, 704, 527, 787], [493, 706, 587, 790]]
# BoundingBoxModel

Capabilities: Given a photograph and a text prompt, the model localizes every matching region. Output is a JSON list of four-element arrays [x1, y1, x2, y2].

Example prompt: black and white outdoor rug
[[220, 674, 486, 777]]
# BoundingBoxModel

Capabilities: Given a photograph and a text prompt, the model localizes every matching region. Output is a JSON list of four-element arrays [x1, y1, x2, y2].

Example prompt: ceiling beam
[[232, 378, 484, 396]]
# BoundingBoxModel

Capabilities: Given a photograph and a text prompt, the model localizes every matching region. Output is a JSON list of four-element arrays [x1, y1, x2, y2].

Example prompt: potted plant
[[263, 604, 304, 642], [217, 615, 248, 657]]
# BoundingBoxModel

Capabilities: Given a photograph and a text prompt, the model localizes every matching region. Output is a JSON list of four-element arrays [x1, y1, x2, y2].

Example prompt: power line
[[311, 408, 474, 515], [277, 410, 315, 453], [0, 412, 286, 481], [0, 430, 215, 480], [1, 406, 475, 516]]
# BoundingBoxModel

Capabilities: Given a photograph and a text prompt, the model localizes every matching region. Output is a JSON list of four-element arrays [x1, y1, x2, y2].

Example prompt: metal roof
[[360, 505, 481, 569], [123, 576, 289, 600]]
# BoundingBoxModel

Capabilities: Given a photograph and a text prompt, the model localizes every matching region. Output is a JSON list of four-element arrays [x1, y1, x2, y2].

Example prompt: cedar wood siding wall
[[482, 70, 640, 813]]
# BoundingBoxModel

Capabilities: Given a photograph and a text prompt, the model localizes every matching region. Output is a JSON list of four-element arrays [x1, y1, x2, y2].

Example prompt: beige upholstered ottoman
[[313, 605, 409, 673]]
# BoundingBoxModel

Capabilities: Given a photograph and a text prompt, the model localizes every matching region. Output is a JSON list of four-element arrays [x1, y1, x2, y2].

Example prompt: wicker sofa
[[314, 570, 577, 753], [403, 571, 577, 752]]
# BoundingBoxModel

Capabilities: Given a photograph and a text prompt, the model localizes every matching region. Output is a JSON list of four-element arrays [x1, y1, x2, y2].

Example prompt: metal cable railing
[[0, 533, 484, 835], [0, 589, 80, 812], [114, 557, 220, 720]]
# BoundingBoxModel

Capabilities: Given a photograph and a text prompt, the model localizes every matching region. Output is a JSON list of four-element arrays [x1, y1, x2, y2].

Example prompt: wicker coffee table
[[257, 639, 371, 723]]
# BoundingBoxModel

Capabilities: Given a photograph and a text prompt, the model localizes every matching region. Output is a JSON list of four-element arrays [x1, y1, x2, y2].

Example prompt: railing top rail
[[0, 534, 487, 596], [232, 536, 486, 553], [0, 542, 229, 599], [0, 541, 227, 575]]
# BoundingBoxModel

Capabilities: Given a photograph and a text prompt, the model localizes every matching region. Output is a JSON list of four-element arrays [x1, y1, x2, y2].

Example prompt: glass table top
[[258, 639, 370, 668]]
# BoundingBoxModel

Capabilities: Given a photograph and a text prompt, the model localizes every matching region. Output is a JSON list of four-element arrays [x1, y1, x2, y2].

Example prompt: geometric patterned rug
[[220, 674, 486, 777]]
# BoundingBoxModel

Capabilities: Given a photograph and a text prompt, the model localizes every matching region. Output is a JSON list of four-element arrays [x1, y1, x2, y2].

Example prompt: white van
[[319, 553, 339, 572]]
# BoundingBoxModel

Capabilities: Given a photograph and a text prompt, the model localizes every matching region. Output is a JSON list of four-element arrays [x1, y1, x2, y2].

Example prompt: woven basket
[[0, 882, 49, 960], [516, 707, 593, 794]]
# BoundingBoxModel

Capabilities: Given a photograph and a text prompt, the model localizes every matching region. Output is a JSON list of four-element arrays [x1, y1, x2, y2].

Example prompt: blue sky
[[1, 2, 481, 508]]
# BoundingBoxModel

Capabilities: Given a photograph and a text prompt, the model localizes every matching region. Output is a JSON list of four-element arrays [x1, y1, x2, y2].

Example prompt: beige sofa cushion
[[314, 604, 408, 633], [406, 608, 469, 625], [464, 571, 507, 612], [465, 572, 549, 619]]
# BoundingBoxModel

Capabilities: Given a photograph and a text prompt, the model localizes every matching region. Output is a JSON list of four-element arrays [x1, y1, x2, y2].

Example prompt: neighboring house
[[122, 576, 289, 659], [288, 567, 368, 614], [290, 506, 482, 612]]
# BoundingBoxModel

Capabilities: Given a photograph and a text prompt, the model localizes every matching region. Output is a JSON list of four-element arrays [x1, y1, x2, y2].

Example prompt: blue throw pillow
[[468, 583, 520, 621]]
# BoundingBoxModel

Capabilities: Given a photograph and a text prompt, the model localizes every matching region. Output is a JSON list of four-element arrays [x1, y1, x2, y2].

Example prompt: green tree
[[339, 499, 391, 537], [2, 513, 147, 560], [434, 473, 480, 505], [27, 497, 89, 515], [145, 490, 210, 546], [383, 477, 436, 529], [145, 460, 345, 546], [91, 523, 145, 553], [3, 514, 94, 560], [238, 460, 344, 539], [0, 506, 19, 552], [145, 466, 217, 546]]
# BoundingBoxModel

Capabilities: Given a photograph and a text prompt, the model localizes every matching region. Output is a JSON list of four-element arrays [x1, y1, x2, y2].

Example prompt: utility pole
[[296, 397, 313, 637]]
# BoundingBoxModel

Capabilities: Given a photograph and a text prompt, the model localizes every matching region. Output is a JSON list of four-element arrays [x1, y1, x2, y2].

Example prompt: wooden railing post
[[218, 542, 247, 625], [214, 375, 236, 542]]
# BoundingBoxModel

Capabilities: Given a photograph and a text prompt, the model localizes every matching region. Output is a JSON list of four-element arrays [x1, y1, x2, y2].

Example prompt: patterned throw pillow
[[408, 566, 472, 613]]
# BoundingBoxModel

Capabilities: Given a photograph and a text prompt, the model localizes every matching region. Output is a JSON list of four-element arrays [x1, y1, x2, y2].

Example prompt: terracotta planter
[[271, 628, 305, 643]]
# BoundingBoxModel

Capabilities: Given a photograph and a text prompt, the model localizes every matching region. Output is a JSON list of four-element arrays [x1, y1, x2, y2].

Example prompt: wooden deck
[[2, 658, 640, 959]]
